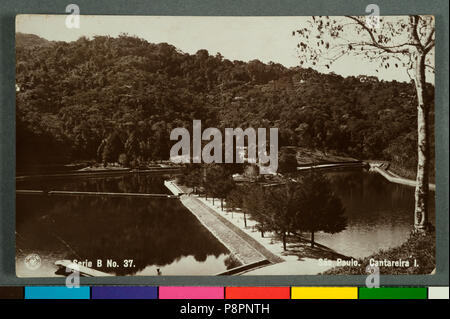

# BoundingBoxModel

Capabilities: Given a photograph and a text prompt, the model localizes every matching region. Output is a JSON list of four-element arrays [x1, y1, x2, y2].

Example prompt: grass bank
[[295, 147, 357, 165]]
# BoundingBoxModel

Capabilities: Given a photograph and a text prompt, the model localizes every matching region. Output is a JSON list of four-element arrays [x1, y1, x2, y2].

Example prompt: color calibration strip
[[0, 286, 448, 299]]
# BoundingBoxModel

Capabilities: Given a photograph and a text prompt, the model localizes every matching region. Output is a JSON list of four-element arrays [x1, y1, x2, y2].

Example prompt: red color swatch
[[225, 287, 290, 299]]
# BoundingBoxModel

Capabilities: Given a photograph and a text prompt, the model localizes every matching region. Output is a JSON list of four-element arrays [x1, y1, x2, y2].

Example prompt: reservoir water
[[16, 169, 436, 276], [16, 174, 233, 277], [316, 170, 435, 258]]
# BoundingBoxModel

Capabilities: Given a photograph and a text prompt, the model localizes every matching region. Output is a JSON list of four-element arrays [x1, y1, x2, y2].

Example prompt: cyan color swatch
[[25, 286, 90, 299]]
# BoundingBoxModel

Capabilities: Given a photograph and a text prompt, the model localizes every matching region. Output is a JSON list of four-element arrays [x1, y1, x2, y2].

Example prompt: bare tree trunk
[[413, 53, 430, 233], [244, 212, 247, 228], [311, 231, 315, 247], [282, 232, 287, 251]]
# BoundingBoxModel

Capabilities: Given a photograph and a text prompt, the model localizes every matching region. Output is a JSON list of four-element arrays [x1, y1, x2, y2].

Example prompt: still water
[[16, 174, 233, 277], [16, 173, 170, 194], [315, 170, 436, 258], [16, 170, 436, 276]]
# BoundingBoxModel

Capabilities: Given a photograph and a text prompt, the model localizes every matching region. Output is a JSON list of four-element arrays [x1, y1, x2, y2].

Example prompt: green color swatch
[[359, 287, 427, 299]]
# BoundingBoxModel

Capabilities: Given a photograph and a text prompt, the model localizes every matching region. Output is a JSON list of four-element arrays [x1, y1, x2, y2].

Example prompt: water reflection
[[312, 170, 436, 258], [16, 194, 230, 277], [16, 169, 437, 274], [16, 173, 170, 194]]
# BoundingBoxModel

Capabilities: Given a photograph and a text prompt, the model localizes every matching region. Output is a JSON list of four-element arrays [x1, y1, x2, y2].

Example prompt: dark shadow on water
[[293, 169, 435, 258], [16, 193, 229, 276], [16, 173, 170, 194]]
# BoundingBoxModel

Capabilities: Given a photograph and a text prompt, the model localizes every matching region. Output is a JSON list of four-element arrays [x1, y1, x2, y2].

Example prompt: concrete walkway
[[180, 195, 284, 265], [370, 164, 436, 191], [16, 190, 179, 199], [297, 161, 364, 171]]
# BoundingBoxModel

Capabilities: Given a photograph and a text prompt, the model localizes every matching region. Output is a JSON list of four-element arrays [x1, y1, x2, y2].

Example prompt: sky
[[16, 15, 434, 83]]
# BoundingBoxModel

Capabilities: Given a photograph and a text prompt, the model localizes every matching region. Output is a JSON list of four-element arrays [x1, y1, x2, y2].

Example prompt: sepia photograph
[[15, 14, 436, 277]]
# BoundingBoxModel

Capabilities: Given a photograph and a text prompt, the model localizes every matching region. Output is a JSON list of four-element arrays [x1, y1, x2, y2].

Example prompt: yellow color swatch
[[291, 287, 358, 299]]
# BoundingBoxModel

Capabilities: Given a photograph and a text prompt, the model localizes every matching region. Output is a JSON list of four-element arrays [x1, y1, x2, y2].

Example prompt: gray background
[[0, 0, 448, 286]]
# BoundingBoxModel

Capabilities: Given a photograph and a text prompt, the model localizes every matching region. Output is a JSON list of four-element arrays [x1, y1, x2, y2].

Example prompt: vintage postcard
[[15, 15, 435, 277]]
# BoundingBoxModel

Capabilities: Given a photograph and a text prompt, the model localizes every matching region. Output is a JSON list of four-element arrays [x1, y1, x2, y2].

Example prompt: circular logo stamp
[[24, 253, 41, 270]]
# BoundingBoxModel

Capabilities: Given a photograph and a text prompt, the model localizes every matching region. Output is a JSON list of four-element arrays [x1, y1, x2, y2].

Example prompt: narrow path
[[180, 195, 284, 265], [297, 161, 364, 171], [371, 165, 436, 191], [16, 167, 181, 181], [16, 190, 178, 199]]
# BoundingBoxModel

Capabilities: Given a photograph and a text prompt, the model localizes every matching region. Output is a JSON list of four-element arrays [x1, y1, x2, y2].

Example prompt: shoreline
[[165, 180, 349, 275], [165, 181, 283, 266], [180, 196, 271, 266], [294, 159, 436, 191], [16, 167, 182, 181], [368, 162, 436, 191], [196, 195, 351, 275]]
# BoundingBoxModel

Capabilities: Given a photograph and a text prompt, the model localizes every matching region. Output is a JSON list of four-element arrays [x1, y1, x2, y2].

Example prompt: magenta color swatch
[[159, 286, 224, 299]]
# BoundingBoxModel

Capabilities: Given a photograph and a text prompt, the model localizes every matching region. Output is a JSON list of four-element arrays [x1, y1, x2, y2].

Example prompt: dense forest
[[16, 33, 435, 175]]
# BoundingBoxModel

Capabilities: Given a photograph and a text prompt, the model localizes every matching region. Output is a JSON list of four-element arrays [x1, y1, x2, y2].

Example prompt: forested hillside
[[15, 33, 435, 175]]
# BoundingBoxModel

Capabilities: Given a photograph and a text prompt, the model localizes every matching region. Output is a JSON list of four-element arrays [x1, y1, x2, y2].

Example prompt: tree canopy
[[16, 32, 434, 177]]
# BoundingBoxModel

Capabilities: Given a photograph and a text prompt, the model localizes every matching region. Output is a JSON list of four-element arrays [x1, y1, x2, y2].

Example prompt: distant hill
[[15, 34, 435, 174], [16, 32, 53, 48]]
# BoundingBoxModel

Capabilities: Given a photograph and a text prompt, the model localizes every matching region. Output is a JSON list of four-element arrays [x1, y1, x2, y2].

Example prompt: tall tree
[[294, 15, 435, 232], [179, 164, 204, 194], [242, 185, 271, 236], [125, 130, 142, 165], [278, 147, 298, 174], [102, 131, 124, 165], [294, 172, 347, 247], [204, 164, 235, 209], [261, 182, 304, 251], [226, 186, 246, 221]]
